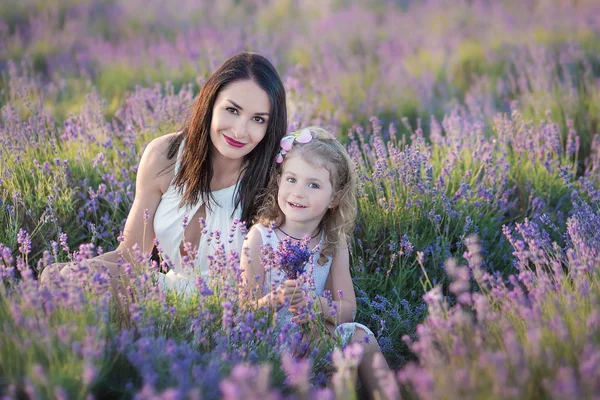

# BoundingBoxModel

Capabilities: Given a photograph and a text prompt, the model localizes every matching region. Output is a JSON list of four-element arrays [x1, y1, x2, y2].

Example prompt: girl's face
[[210, 79, 271, 161], [277, 155, 334, 226]]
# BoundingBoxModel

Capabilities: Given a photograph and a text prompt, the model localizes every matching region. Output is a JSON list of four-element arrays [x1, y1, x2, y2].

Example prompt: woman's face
[[210, 79, 271, 161]]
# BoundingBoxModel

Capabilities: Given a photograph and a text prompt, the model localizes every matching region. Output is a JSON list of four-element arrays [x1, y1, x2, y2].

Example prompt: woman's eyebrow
[[226, 99, 270, 116]]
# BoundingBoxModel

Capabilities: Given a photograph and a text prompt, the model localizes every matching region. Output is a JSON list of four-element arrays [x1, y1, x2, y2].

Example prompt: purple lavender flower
[[17, 229, 32, 256], [281, 352, 311, 394], [275, 236, 312, 280]]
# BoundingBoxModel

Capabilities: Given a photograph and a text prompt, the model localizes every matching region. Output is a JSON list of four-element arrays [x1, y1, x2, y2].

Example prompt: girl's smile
[[277, 155, 333, 232]]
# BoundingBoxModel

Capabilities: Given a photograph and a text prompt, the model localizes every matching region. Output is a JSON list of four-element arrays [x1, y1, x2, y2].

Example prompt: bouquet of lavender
[[275, 236, 333, 355], [275, 236, 312, 280]]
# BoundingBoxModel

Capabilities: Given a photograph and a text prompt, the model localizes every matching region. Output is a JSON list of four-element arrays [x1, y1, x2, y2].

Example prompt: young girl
[[240, 127, 397, 399]]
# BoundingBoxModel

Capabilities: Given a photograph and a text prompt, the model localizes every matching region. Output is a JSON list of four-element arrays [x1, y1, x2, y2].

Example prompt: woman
[[40, 52, 288, 304]]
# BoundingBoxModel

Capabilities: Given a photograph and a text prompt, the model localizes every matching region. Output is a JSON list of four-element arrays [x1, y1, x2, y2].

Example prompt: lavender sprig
[[275, 236, 313, 280]]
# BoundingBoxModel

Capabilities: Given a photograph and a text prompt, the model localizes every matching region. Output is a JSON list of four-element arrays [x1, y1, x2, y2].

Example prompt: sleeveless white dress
[[255, 224, 374, 344], [153, 139, 245, 295]]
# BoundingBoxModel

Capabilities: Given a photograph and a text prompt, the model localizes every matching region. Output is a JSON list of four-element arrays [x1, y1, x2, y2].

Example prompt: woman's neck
[[210, 150, 244, 189]]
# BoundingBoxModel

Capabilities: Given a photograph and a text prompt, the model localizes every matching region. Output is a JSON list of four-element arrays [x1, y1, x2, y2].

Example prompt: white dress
[[255, 224, 374, 344], [153, 139, 245, 295]]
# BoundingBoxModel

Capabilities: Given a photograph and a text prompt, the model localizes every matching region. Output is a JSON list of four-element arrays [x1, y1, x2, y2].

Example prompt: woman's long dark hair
[[166, 52, 287, 228]]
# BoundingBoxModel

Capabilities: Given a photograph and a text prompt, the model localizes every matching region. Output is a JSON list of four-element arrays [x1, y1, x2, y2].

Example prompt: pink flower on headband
[[276, 128, 314, 163]]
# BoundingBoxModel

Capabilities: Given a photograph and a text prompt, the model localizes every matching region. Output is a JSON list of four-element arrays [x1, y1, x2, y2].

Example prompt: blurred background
[[2, 0, 599, 142]]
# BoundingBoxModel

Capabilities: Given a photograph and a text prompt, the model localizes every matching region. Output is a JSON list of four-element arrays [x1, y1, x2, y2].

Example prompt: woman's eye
[[226, 107, 239, 115], [253, 116, 265, 124], [308, 183, 320, 189]]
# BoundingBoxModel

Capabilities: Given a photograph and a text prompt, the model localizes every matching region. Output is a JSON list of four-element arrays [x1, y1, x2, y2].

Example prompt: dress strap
[[174, 138, 186, 175], [255, 224, 277, 247]]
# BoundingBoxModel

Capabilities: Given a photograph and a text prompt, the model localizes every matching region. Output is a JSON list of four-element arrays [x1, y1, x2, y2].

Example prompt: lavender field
[[1, 0, 600, 398]]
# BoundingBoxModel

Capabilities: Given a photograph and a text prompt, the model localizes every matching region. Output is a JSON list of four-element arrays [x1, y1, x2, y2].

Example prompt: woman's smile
[[223, 134, 246, 148]]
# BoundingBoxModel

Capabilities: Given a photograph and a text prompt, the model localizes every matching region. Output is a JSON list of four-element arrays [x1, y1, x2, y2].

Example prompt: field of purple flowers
[[1, 0, 600, 398]]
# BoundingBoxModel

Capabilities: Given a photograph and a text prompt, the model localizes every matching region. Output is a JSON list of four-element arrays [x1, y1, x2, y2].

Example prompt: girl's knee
[[59, 262, 80, 278], [39, 262, 67, 285], [350, 326, 378, 351]]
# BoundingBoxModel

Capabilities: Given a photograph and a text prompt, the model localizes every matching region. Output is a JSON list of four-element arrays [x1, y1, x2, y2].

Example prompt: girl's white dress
[[152, 139, 245, 295], [255, 224, 374, 344]]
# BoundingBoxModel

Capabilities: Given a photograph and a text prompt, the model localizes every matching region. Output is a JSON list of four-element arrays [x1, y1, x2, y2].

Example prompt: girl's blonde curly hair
[[254, 126, 358, 258]]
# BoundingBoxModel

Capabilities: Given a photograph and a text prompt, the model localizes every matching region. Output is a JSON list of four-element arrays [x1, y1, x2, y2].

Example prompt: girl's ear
[[330, 181, 348, 208], [329, 193, 339, 209]]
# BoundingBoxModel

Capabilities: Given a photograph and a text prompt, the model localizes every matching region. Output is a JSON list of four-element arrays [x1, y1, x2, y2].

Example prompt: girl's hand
[[290, 299, 310, 324], [290, 312, 309, 324], [272, 279, 305, 308], [290, 294, 322, 324], [289, 298, 306, 312]]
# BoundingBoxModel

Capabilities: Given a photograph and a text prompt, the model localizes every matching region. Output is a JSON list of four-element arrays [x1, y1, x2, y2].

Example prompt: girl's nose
[[292, 187, 305, 198]]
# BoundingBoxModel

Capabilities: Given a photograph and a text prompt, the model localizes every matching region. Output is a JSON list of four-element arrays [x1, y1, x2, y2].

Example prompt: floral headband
[[276, 128, 314, 163]]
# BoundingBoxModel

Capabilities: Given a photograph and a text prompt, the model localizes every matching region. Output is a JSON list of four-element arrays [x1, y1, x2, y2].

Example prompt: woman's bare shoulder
[[146, 132, 179, 157], [138, 133, 181, 192]]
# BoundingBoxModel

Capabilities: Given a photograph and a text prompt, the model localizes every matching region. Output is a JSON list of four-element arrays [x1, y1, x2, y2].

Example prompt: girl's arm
[[239, 226, 269, 308], [290, 241, 357, 325], [239, 226, 305, 310]]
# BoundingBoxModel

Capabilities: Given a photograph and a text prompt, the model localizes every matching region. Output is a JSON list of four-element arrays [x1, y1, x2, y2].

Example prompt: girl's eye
[[226, 107, 239, 115], [308, 183, 320, 189], [253, 116, 266, 124], [286, 177, 296, 183]]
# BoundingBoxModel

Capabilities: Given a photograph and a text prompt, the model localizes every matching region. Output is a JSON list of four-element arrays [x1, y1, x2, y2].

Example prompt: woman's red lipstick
[[223, 135, 246, 148]]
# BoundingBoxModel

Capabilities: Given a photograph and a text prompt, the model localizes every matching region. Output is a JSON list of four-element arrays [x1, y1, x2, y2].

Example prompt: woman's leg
[[39, 260, 133, 321]]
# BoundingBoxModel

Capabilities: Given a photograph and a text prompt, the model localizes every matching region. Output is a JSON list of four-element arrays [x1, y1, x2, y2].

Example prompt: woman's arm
[[95, 135, 174, 265], [239, 226, 305, 310], [39, 135, 176, 289]]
